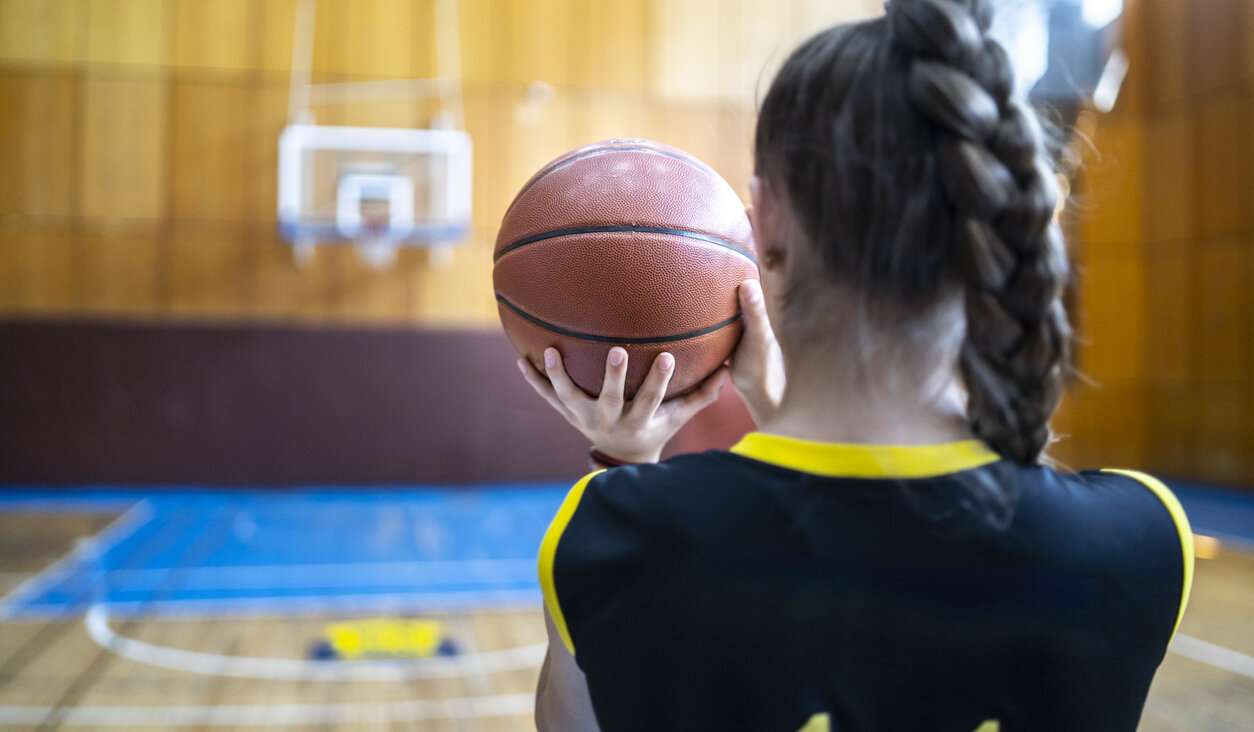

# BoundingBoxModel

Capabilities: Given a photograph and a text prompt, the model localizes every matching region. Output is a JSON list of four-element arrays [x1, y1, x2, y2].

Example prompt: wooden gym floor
[[0, 487, 1252, 730]]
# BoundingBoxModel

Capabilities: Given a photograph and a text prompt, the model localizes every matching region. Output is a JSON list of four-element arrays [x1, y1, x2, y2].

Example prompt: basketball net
[[354, 200, 399, 270]]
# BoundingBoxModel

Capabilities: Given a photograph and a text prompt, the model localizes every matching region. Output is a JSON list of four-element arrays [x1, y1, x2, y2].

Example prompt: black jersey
[[538, 432, 1193, 732]]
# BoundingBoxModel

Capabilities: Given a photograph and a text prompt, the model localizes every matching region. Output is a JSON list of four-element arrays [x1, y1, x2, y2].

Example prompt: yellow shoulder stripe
[[538, 470, 604, 655], [1101, 469, 1194, 638]]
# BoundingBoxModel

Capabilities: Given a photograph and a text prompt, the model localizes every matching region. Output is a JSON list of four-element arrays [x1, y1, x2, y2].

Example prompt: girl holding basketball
[[520, 1, 1192, 729]]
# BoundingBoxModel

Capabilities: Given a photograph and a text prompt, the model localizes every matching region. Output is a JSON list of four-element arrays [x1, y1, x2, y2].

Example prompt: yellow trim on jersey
[[1101, 469, 1194, 638], [538, 470, 604, 655], [730, 432, 1000, 479]]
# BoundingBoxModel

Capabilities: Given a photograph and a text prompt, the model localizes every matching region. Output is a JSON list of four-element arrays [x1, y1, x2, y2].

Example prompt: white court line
[[56, 588, 543, 620], [86, 605, 547, 681], [0, 693, 534, 726], [0, 501, 153, 620], [1170, 633, 1254, 679], [93, 558, 538, 591]]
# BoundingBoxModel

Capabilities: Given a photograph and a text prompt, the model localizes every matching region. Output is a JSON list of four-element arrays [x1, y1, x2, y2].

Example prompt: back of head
[[755, 0, 1071, 465]]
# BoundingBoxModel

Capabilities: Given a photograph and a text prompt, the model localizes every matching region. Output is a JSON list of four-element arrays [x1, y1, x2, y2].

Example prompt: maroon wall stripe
[[0, 319, 753, 486], [0, 320, 594, 484]]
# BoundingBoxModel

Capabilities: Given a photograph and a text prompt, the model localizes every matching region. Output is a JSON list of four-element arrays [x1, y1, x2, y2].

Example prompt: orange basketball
[[493, 139, 758, 399]]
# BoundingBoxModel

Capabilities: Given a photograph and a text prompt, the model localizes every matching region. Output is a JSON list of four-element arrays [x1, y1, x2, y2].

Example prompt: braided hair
[[755, 0, 1070, 465]]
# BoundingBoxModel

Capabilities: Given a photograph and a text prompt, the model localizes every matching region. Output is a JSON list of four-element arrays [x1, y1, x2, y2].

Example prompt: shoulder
[[1030, 467, 1194, 638], [538, 452, 737, 655]]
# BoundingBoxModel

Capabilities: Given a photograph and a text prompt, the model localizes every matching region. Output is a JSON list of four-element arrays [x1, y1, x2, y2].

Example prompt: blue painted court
[[0, 485, 567, 619], [1, 480, 1252, 621]]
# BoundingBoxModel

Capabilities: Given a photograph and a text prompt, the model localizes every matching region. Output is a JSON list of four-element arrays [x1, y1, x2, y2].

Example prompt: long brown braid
[[890, 0, 1070, 464], [755, 0, 1070, 466]]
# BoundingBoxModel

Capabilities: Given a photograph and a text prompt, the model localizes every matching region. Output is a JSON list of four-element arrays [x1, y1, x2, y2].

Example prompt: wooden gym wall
[[0, 0, 1249, 488], [0, 0, 875, 484], [1053, 0, 1254, 488], [0, 0, 877, 326]]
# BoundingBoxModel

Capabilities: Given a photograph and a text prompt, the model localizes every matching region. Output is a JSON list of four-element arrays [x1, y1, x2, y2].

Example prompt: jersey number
[[796, 713, 999, 731]]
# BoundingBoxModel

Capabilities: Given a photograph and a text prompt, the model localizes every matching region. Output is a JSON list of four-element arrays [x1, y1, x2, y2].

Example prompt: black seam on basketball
[[502, 146, 715, 219], [493, 225, 756, 264], [495, 294, 742, 344]]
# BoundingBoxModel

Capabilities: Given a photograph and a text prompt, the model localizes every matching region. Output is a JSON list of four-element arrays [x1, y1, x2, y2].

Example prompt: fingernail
[[658, 353, 674, 372], [609, 347, 625, 366], [517, 359, 528, 375], [743, 279, 761, 303], [544, 349, 557, 369]]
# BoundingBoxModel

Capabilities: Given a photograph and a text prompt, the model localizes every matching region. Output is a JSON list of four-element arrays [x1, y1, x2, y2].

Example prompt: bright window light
[[1082, 0, 1123, 28]]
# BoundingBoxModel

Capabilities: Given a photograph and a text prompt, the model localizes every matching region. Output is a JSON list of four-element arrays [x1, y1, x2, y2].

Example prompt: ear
[[747, 176, 788, 269]]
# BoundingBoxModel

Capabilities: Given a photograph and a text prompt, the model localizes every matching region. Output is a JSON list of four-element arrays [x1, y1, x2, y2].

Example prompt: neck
[[761, 319, 973, 447]]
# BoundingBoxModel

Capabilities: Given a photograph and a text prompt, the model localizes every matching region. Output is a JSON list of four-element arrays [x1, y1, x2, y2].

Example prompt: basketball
[[493, 139, 758, 399]]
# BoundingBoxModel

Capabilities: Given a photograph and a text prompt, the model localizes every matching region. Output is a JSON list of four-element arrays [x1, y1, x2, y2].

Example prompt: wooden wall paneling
[[1193, 91, 1250, 238], [0, 0, 81, 65], [714, 0, 742, 100], [1114, 0, 1146, 116], [1143, 249, 1193, 384], [331, 96, 425, 128], [790, 0, 880, 45], [569, 0, 650, 91], [1076, 256, 1146, 383], [649, 0, 725, 102], [79, 74, 170, 223], [636, 97, 672, 143], [502, 85, 573, 213], [1141, 0, 1190, 111], [1186, 0, 1245, 97], [171, 79, 259, 222], [0, 227, 78, 314], [462, 86, 509, 233], [663, 101, 725, 175], [0, 72, 21, 216], [1142, 111, 1193, 247], [1245, 0, 1254, 82], [717, 103, 754, 200], [0, 71, 76, 218], [258, 0, 300, 74], [458, 0, 509, 83], [168, 222, 256, 318], [1144, 384, 1197, 479], [78, 229, 165, 315], [506, 0, 570, 87], [252, 224, 332, 320], [83, 0, 171, 67], [411, 231, 497, 327], [321, 244, 413, 322], [311, 0, 348, 78], [414, 0, 439, 81], [1248, 249, 1254, 480], [1194, 239, 1248, 384], [1056, 382, 1147, 469], [729, 0, 794, 103], [343, 0, 424, 80], [252, 79, 291, 224], [1192, 384, 1249, 484], [175, 0, 258, 72], [1078, 117, 1143, 259], [568, 89, 651, 146]]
